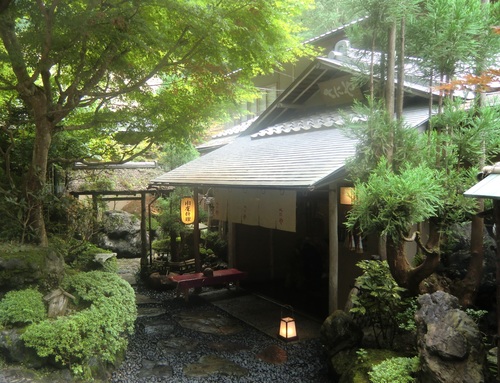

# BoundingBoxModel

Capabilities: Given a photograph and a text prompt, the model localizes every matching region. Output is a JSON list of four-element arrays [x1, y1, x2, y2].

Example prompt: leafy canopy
[[0, 0, 313, 164]]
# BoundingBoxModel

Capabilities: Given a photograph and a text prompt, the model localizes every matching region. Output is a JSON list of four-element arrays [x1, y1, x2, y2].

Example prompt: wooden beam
[[328, 184, 339, 313]]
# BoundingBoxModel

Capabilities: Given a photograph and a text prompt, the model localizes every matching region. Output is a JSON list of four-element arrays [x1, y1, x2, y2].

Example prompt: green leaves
[[349, 260, 411, 348], [346, 158, 445, 241], [0, 288, 47, 326]]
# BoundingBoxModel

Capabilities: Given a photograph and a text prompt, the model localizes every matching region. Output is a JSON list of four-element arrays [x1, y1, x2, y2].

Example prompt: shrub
[[0, 288, 47, 326], [350, 260, 411, 348], [369, 356, 419, 383], [22, 271, 136, 377]]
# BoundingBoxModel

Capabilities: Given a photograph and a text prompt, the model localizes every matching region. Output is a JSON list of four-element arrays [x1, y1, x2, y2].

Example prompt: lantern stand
[[277, 304, 299, 342]]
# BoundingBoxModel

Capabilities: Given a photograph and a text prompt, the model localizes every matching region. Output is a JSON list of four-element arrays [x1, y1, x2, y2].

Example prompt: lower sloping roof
[[464, 163, 500, 200], [150, 105, 431, 190]]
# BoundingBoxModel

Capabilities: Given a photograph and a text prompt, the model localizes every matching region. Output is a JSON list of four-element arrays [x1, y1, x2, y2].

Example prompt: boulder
[[97, 210, 142, 258], [0, 246, 64, 293], [320, 310, 363, 357], [0, 328, 47, 369], [416, 291, 487, 383]]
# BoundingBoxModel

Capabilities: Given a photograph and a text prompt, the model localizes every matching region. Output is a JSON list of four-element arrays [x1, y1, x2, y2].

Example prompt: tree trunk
[[396, 17, 405, 120], [386, 236, 413, 291], [385, 22, 396, 119], [26, 114, 53, 247], [386, 234, 440, 296], [385, 21, 396, 167]]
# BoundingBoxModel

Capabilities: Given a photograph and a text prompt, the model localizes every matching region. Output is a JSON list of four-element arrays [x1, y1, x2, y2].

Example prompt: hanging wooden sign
[[180, 196, 196, 224]]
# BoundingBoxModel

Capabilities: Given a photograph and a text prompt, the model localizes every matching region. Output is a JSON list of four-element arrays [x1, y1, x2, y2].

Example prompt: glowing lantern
[[340, 186, 355, 205], [277, 305, 298, 342], [180, 196, 196, 224]]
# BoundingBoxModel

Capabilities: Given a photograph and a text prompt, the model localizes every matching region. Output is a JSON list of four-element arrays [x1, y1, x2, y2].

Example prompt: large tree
[[0, 0, 312, 246], [344, 0, 499, 300]]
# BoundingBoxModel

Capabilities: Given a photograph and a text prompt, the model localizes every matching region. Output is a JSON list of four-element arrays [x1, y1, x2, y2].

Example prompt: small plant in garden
[[369, 356, 419, 383], [465, 308, 488, 324], [350, 260, 412, 348], [356, 348, 368, 364], [0, 288, 47, 326], [396, 298, 418, 332]]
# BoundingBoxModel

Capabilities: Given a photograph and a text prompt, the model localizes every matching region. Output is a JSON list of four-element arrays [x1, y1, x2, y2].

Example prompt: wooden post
[[329, 184, 339, 313], [140, 192, 148, 269], [193, 187, 201, 273]]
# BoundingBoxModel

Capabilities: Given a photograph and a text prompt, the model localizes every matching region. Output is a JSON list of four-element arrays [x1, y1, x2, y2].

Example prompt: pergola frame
[[70, 189, 171, 268]]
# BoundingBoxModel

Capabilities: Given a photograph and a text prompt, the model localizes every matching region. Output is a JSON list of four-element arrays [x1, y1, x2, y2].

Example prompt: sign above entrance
[[319, 74, 363, 106], [180, 196, 196, 224]]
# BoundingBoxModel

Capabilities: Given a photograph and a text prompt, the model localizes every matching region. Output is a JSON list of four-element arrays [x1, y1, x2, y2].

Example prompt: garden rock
[[0, 328, 47, 369], [97, 210, 142, 258], [320, 310, 363, 357], [183, 355, 248, 378], [0, 247, 64, 293], [416, 291, 486, 383], [256, 344, 287, 365]]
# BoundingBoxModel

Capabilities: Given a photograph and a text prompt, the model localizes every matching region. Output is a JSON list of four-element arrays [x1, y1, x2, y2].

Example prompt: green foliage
[[350, 260, 411, 348], [22, 271, 136, 377], [0, 288, 47, 326], [152, 238, 170, 251], [356, 348, 368, 364], [369, 356, 419, 383], [202, 230, 228, 261], [406, 0, 496, 79], [346, 159, 445, 241], [344, 99, 422, 181], [465, 308, 488, 324], [396, 298, 418, 332]]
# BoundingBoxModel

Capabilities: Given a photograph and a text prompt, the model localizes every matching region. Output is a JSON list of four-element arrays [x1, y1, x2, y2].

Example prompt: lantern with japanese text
[[180, 196, 196, 224]]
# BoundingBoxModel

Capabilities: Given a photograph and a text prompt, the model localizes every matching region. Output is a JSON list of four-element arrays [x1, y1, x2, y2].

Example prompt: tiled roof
[[250, 110, 364, 138], [196, 117, 257, 153], [150, 105, 431, 190]]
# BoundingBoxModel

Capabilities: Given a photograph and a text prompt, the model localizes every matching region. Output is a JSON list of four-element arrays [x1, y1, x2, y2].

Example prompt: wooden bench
[[168, 268, 247, 301]]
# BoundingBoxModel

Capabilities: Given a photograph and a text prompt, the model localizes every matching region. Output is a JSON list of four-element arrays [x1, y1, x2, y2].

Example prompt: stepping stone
[[157, 337, 199, 353], [137, 359, 173, 379], [183, 355, 248, 378], [174, 310, 243, 335], [256, 344, 288, 365], [136, 293, 161, 305], [137, 307, 165, 318], [141, 318, 175, 337], [208, 341, 249, 352]]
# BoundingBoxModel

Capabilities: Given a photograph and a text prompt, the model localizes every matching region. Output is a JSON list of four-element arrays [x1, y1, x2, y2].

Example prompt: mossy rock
[[0, 244, 64, 293]]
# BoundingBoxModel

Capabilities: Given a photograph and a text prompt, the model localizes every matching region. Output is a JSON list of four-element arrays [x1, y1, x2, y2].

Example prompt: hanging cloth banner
[[212, 188, 296, 232]]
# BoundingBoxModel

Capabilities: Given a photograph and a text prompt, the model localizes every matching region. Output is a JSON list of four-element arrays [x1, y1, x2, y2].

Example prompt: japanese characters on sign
[[180, 196, 196, 224]]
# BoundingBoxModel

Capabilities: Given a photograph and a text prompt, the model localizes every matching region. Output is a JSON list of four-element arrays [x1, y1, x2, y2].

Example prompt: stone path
[[114, 258, 329, 382]]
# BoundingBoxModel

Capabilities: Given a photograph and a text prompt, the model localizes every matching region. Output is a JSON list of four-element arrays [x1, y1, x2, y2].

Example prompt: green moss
[[0, 244, 63, 291], [0, 288, 47, 326]]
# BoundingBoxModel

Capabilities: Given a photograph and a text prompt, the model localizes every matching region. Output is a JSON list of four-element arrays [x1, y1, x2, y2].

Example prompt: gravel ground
[[110, 283, 331, 383]]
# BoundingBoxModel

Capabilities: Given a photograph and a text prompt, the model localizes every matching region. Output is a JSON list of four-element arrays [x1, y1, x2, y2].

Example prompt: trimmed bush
[[22, 271, 136, 377], [0, 288, 47, 326]]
